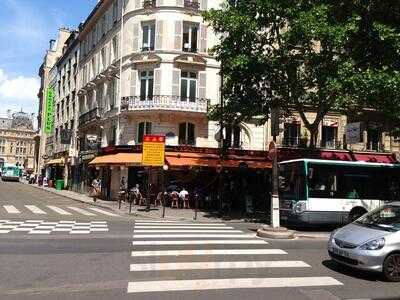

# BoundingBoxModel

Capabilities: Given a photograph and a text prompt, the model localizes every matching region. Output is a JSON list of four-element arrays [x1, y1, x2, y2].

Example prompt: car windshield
[[355, 205, 400, 232]]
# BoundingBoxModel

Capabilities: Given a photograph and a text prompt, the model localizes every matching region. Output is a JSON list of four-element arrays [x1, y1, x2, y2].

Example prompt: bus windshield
[[279, 161, 306, 201]]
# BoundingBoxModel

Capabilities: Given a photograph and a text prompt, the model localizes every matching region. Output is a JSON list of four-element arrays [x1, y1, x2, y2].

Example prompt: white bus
[[278, 158, 400, 225]]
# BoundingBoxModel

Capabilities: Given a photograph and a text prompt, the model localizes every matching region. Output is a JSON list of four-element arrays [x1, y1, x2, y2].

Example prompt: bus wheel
[[348, 208, 367, 223]]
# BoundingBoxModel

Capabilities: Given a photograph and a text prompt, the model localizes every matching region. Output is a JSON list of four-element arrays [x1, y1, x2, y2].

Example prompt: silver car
[[328, 202, 400, 281]]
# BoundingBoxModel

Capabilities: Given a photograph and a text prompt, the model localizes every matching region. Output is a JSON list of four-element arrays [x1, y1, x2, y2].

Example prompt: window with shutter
[[155, 20, 163, 50], [200, 0, 207, 11], [181, 71, 197, 102], [198, 72, 206, 99], [142, 22, 155, 51], [139, 70, 154, 101], [130, 69, 137, 96], [178, 122, 195, 145], [174, 21, 182, 51], [182, 23, 198, 52], [199, 24, 207, 53], [172, 69, 181, 96], [132, 23, 140, 52], [154, 69, 161, 95]]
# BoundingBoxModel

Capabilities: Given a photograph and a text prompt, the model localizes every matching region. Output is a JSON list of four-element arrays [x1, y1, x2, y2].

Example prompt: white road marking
[[127, 277, 343, 293], [3, 205, 20, 214], [91, 221, 107, 224], [134, 230, 243, 233], [134, 226, 235, 229], [47, 206, 72, 215], [0, 230, 11, 234], [67, 206, 96, 216], [25, 205, 47, 214], [130, 260, 310, 271], [59, 221, 75, 224], [132, 249, 287, 257], [90, 228, 109, 232], [135, 222, 226, 226], [133, 234, 256, 238], [133, 239, 267, 246], [88, 207, 119, 217], [70, 231, 91, 234]]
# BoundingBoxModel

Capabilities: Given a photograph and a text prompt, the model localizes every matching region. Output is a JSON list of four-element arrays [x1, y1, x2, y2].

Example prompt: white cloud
[[0, 68, 39, 125]]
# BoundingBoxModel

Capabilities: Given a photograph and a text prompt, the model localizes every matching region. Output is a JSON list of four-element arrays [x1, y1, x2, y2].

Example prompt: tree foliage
[[204, 0, 400, 147]]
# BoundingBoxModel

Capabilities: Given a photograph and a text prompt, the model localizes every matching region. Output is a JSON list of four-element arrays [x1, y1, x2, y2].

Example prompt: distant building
[[0, 111, 36, 169]]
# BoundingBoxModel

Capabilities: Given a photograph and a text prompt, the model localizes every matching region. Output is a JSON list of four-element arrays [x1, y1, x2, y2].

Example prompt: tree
[[204, 0, 400, 147]]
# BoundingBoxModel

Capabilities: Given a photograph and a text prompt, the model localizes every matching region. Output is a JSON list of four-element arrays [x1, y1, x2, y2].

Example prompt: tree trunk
[[309, 126, 319, 149]]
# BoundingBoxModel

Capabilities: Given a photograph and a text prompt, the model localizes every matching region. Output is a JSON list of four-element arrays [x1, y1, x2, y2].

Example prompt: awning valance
[[89, 153, 142, 166], [45, 158, 64, 166]]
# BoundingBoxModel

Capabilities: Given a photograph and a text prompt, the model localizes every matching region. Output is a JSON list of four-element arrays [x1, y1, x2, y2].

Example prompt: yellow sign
[[142, 135, 165, 166]]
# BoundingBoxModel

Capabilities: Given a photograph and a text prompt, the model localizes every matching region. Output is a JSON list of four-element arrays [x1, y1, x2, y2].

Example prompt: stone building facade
[[0, 112, 36, 169]]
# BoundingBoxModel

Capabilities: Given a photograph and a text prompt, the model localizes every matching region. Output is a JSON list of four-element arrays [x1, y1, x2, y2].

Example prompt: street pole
[[270, 141, 280, 228], [146, 167, 151, 212], [162, 164, 168, 218]]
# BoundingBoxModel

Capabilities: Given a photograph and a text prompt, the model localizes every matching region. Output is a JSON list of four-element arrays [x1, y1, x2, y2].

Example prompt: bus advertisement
[[278, 159, 400, 225]]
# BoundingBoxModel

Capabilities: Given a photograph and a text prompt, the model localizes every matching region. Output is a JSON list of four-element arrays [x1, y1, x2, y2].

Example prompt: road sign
[[142, 135, 166, 166]]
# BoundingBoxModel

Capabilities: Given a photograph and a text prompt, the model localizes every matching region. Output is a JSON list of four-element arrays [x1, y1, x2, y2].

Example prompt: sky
[[0, 0, 98, 124]]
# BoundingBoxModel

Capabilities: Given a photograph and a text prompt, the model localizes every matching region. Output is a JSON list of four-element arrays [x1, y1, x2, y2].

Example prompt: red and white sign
[[142, 135, 166, 166]]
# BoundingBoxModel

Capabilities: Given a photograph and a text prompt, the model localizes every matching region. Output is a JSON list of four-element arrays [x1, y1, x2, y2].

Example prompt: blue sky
[[0, 0, 98, 121]]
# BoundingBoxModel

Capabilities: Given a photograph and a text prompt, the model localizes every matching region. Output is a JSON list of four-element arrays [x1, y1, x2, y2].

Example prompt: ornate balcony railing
[[319, 140, 342, 150], [184, 0, 200, 10], [79, 107, 100, 127], [120, 95, 208, 114]]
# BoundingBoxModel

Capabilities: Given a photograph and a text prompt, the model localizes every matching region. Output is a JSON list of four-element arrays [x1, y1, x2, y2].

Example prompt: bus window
[[279, 162, 306, 201], [308, 164, 338, 198]]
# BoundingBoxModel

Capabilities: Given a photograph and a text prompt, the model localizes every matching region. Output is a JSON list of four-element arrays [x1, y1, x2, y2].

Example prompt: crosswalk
[[0, 204, 119, 218], [128, 221, 343, 295]]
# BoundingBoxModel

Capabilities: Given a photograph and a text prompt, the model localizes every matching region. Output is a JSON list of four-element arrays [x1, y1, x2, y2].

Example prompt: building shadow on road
[[322, 259, 383, 282]]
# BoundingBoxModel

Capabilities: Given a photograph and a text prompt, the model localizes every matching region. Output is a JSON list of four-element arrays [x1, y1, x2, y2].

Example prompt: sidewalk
[[22, 181, 253, 222]]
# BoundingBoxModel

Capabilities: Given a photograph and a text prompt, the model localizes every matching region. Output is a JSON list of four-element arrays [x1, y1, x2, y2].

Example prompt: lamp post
[[162, 164, 168, 218]]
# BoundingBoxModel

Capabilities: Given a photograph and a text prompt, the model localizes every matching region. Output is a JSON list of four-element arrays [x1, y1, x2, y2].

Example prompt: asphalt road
[[1, 181, 400, 300]]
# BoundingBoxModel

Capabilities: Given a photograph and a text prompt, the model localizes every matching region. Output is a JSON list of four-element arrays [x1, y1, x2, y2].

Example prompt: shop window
[[182, 23, 198, 52], [142, 23, 155, 51], [180, 71, 197, 102], [283, 123, 300, 147], [179, 122, 195, 145], [140, 70, 154, 101], [138, 122, 152, 144]]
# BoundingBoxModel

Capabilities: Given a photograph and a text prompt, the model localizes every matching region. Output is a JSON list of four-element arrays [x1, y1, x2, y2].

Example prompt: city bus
[[1, 163, 22, 182], [278, 158, 400, 225]]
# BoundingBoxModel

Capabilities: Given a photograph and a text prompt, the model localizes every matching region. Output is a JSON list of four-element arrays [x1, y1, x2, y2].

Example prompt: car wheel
[[383, 253, 400, 282], [348, 208, 367, 223]]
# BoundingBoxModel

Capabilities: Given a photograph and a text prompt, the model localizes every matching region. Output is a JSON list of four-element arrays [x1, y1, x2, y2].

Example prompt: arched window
[[179, 122, 195, 145], [137, 122, 152, 144], [224, 124, 242, 149]]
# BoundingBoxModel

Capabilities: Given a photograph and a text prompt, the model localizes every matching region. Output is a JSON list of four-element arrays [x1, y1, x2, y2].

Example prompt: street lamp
[[162, 164, 169, 218]]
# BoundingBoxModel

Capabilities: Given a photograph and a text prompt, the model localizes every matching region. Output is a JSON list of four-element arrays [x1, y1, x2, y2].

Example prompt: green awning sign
[[44, 87, 55, 135]]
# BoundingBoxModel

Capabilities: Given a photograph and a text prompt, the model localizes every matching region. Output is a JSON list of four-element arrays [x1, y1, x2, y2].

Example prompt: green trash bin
[[55, 179, 64, 190]]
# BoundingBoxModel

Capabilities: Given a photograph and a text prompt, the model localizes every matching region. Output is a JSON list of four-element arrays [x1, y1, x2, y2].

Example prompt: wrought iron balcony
[[79, 107, 100, 127], [184, 0, 199, 10], [120, 95, 208, 114]]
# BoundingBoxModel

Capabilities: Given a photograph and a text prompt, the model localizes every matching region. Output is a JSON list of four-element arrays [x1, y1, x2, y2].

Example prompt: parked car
[[328, 202, 400, 281]]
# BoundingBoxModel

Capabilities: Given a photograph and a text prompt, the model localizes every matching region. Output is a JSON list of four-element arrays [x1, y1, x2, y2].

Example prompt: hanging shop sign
[[44, 87, 55, 135], [142, 135, 165, 166]]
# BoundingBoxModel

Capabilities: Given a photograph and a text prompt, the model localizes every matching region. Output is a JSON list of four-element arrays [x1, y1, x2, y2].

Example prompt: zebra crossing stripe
[[3, 205, 20, 214], [130, 260, 310, 271], [133, 234, 256, 239], [131, 249, 287, 257], [127, 277, 343, 293], [134, 230, 243, 233], [47, 206, 72, 215], [133, 239, 267, 246], [135, 222, 226, 226], [25, 205, 47, 214], [134, 226, 235, 229], [88, 207, 119, 217], [67, 206, 96, 216]]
